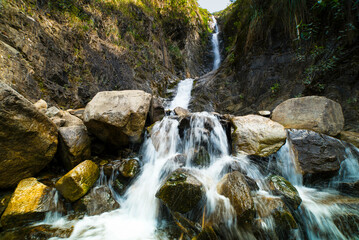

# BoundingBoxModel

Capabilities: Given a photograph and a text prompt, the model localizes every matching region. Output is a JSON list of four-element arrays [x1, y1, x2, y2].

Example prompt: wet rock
[[337, 181, 359, 197], [55, 160, 100, 202], [149, 96, 165, 123], [254, 193, 287, 218], [272, 96, 344, 136], [171, 211, 201, 238], [73, 186, 120, 216], [58, 123, 91, 170], [113, 179, 127, 196], [288, 129, 348, 183], [0, 224, 73, 239], [119, 159, 140, 178], [0, 178, 57, 228], [33, 99, 48, 113], [231, 115, 286, 157], [83, 90, 152, 147], [339, 131, 359, 148], [192, 146, 210, 167], [216, 171, 255, 223], [0, 82, 58, 188], [156, 169, 205, 213], [333, 213, 359, 238], [267, 175, 302, 209], [174, 107, 190, 117], [193, 224, 219, 240]]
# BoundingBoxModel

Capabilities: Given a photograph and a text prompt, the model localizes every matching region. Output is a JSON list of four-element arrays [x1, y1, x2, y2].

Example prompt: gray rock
[[149, 96, 165, 123], [231, 115, 287, 157], [272, 96, 344, 136], [0, 82, 58, 188], [83, 90, 152, 147]]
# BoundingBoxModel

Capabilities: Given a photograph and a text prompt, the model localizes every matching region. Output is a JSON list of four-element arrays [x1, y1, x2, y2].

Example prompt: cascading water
[[274, 136, 359, 240], [210, 16, 221, 70]]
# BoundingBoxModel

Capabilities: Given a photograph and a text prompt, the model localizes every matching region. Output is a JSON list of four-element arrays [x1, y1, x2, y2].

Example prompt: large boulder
[[231, 115, 286, 157], [267, 175, 302, 209], [272, 96, 344, 136], [55, 160, 99, 202], [73, 186, 120, 216], [0, 178, 57, 228], [83, 90, 152, 147], [288, 129, 349, 183], [0, 82, 58, 188], [51, 110, 91, 170], [156, 169, 205, 213], [216, 171, 255, 223]]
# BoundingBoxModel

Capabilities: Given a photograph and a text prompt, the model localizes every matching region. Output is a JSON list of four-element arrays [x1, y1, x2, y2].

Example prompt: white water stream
[[210, 16, 221, 70]]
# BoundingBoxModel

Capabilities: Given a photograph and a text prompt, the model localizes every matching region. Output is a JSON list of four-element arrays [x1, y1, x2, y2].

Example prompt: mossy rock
[[55, 160, 99, 202], [119, 159, 140, 178], [156, 169, 205, 213], [267, 175, 302, 209], [192, 146, 210, 168]]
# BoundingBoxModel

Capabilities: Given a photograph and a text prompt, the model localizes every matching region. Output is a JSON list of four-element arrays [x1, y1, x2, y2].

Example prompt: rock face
[[216, 171, 255, 222], [156, 169, 205, 213], [267, 175, 302, 209], [0, 82, 58, 188], [231, 115, 286, 157], [0, 178, 55, 228], [272, 96, 344, 136], [83, 90, 152, 147], [149, 96, 165, 124], [288, 129, 348, 182], [55, 160, 100, 202], [73, 186, 120, 216]]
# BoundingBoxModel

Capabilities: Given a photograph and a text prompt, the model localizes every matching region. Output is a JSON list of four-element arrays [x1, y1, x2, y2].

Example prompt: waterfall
[[210, 16, 221, 70], [168, 78, 194, 110], [274, 140, 359, 240]]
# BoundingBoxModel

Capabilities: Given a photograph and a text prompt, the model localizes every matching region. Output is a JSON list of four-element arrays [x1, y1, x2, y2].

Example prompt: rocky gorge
[[0, 0, 359, 240]]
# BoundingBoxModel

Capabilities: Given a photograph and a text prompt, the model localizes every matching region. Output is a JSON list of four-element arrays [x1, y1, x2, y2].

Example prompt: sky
[[197, 0, 232, 13]]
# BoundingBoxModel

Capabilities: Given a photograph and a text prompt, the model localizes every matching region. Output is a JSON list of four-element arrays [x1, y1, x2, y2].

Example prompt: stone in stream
[[0, 82, 58, 188], [271, 96, 344, 136], [216, 171, 255, 223], [73, 185, 120, 216], [0, 178, 61, 228], [0, 224, 73, 239], [119, 159, 140, 178], [287, 129, 351, 184], [174, 106, 190, 117], [192, 146, 211, 167], [83, 90, 152, 147], [55, 160, 100, 202], [156, 168, 205, 213], [267, 175, 302, 209], [231, 115, 286, 157]]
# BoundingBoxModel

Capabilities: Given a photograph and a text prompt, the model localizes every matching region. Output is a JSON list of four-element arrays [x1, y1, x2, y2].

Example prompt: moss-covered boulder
[[0, 82, 58, 188], [0, 178, 56, 228], [267, 175, 302, 209], [55, 160, 99, 202], [156, 169, 205, 213], [231, 115, 286, 157], [83, 90, 152, 147], [119, 159, 140, 178], [216, 171, 255, 223]]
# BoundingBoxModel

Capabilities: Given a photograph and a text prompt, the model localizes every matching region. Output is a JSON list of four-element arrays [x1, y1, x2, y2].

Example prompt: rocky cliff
[[192, 0, 359, 131], [0, 0, 212, 108]]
